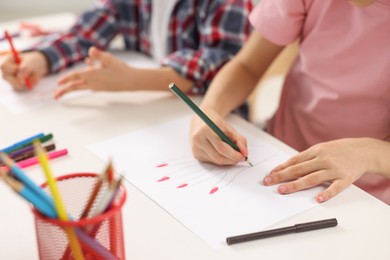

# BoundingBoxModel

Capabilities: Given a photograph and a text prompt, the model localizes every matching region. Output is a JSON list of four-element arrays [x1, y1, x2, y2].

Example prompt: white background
[[0, 0, 92, 21]]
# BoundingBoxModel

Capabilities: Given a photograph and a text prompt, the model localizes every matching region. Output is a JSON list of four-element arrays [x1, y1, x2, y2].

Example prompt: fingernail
[[264, 176, 272, 184], [278, 185, 287, 194], [316, 194, 327, 203]]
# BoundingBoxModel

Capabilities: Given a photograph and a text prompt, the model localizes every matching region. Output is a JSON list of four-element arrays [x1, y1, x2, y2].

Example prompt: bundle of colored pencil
[[0, 141, 122, 260], [0, 133, 68, 169]]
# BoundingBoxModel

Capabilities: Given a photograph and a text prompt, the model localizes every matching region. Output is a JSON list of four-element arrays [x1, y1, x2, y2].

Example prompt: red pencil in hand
[[4, 30, 33, 90]]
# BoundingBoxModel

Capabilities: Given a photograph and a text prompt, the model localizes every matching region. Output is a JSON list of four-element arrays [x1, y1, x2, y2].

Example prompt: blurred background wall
[[0, 0, 93, 21], [0, 0, 261, 22]]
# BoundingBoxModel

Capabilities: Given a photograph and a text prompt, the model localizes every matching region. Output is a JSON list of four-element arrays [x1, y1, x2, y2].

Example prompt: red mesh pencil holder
[[32, 173, 127, 260]]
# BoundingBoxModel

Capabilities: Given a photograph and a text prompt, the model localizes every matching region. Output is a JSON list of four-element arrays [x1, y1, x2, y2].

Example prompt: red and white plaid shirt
[[36, 0, 253, 95]]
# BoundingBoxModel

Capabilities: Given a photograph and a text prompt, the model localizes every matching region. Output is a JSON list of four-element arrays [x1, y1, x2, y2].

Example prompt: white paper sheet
[[0, 51, 159, 113], [87, 115, 321, 248], [0, 12, 78, 53]]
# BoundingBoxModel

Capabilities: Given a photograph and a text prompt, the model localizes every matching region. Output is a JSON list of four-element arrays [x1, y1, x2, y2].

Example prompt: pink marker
[[0, 149, 68, 171], [17, 149, 68, 168]]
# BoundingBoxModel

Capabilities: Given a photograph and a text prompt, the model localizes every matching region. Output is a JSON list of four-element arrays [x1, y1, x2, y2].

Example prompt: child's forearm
[[200, 31, 285, 118], [200, 59, 259, 118], [374, 139, 390, 178], [129, 67, 193, 92]]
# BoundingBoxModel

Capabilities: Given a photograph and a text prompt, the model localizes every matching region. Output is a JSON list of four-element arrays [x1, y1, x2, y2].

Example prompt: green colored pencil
[[6, 133, 53, 154], [169, 83, 253, 167]]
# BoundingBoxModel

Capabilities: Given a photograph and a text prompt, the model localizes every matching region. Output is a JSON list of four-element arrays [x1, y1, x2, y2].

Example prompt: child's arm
[[190, 31, 285, 165], [33, 1, 123, 74], [263, 138, 390, 203], [200, 31, 285, 117], [162, 0, 254, 95], [53, 46, 194, 99]]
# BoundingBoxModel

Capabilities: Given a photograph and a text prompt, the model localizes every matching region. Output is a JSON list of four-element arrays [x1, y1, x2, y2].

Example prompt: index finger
[[57, 71, 83, 85], [208, 130, 245, 163], [1, 57, 19, 75], [271, 148, 316, 173]]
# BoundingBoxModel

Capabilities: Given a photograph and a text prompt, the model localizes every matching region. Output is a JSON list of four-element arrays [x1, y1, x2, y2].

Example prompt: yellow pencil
[[33, 141, 85, 260]]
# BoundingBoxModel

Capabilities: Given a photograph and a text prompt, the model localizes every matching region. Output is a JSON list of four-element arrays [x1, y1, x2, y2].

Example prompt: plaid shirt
[[36, 0, 253, 95]]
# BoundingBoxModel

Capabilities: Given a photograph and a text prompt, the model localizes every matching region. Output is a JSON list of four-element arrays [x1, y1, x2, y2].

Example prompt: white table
[[0, 12, 77, 53], [0, 13, 389, 260], [0, 89, 389, 260]]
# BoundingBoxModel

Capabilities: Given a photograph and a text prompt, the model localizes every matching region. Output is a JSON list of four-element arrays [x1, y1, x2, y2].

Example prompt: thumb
[[17, 65, 33, 79]]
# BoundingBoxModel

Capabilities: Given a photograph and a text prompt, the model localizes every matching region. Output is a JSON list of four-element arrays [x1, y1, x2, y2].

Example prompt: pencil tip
[[0, 167, 7, 176], [246, 158, 253, 167], [0, 152, 13, 166]]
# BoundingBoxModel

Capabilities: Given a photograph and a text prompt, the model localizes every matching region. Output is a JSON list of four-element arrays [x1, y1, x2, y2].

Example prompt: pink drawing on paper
[[154, 153, 277, 195]]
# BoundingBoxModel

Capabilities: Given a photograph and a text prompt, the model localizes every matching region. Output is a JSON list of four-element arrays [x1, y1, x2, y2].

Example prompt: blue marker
[[2, 133, 45, 153]]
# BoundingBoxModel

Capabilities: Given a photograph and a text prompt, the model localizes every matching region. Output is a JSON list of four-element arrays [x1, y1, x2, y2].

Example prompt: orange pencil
[[4, 30, 33, 90], [80, 164, 110, 219], [60, 163, 110, 260], [106, 159, 114, 183]]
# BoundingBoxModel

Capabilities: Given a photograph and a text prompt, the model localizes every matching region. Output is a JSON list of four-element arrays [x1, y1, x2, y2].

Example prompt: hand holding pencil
[[1, 32, 49, 91], [190, 106, 251, 166], [170, 83, 252, 166]]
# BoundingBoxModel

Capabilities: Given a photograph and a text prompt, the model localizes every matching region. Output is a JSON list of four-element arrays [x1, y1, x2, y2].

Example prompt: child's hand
[[1, 51, 48, 91], [190, 109, 248, 165], [54, 47, 134, 99], [263, 138, 388, 203]]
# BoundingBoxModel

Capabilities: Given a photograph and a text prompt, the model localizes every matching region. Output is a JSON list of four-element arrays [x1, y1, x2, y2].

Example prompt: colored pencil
[[5, 143, 56, 164], [2, 170, 117, 260], [7, 143, 36, 158], [0, 152, 55, 208], [33, 141, 84, 260], [2, 150, 116, 259], [169, 83, 253, 166], [80, 163, 111, 219], [20, 148, 68, 168], [0, 149, 68, 173], [4, 30, 33, 90], [5, 133, 53, 154], [0, 31, 20, 41], [74, 229, 118, 260], [106, 159, 114, 183], [70, 176, 123, 260], [90, 176, 123, 218], [61, 163, 113, 260], [1, 172, 57, 218], [1, 133, 44, 153]]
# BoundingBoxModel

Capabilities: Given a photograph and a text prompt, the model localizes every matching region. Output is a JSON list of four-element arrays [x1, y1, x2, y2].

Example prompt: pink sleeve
[[249, 0, 306, 46]]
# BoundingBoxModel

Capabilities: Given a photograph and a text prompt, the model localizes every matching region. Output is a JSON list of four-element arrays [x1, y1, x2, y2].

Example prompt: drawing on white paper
[[87, 115, 322, 249], [0, 51, 159, 113], [154, 152, 278, 194]]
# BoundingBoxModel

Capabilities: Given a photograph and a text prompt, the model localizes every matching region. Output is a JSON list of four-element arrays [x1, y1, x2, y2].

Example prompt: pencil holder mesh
[[32, 173, 126, 260]]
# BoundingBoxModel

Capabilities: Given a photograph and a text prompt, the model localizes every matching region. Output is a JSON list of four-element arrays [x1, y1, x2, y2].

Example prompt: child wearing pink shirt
[[189, 0, 390, 204]]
